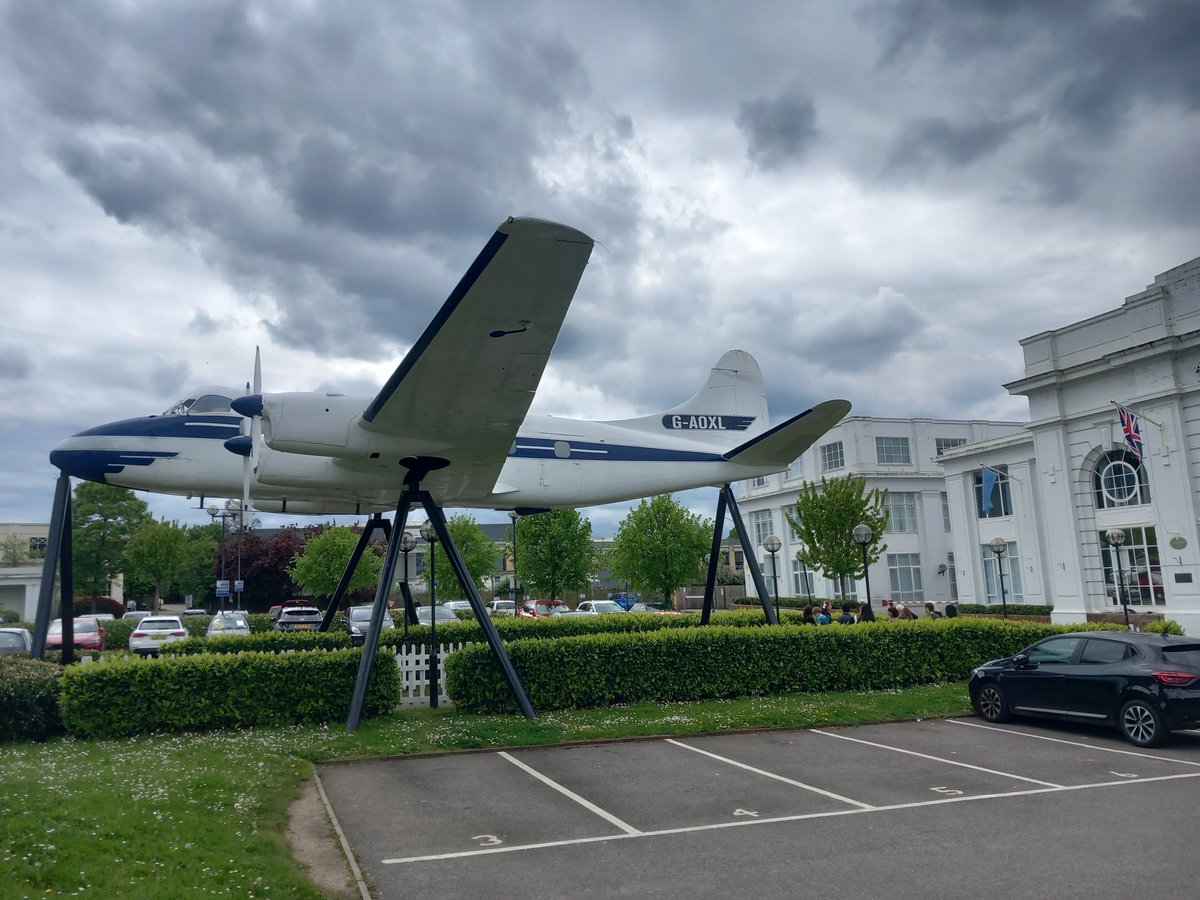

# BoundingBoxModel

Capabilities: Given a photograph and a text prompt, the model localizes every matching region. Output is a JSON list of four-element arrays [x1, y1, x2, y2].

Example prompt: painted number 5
[[930, 786, 963, 796]]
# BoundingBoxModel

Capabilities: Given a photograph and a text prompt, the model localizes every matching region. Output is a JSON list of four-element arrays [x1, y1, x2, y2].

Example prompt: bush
[[0, 655, 64, 741], [162, 630, 355, 656], [955, 604, 1053, 616], [446, 618, 1119, 713], [59, 647, 400, 738], [1, 608, 19, 624], [1144, 618, 1186, 635]]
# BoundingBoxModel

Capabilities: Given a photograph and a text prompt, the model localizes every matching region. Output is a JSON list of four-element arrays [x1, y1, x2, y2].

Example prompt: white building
[[942, 255, 1200, 634], [734, 416, 1025, 605]]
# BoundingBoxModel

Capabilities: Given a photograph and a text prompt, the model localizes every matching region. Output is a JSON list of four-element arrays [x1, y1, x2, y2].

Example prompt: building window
[[887, 553, 923, 603], [975, 466, 1013, 518], [749, 510, 774, 549], [1093, 450, 1150, 509], [947, 552, 958, 602], [936, 437, 967, 457], [941, 492, 951, 532], [819, 441, 844, 472], [1100, 526, 1164, 606], [750, 475, 769, 488], [28, 536, 48, 559], [885, 492, 919, 533], [791, 557, 813, 597], [785, 455, 804, 480], [876, 436, 911, 465], [786, 510, 801, 542], [981, 541, 1024, 605]]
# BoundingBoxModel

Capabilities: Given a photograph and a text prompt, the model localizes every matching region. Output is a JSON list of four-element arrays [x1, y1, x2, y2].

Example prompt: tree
[[515, 509, 594, 602], [239, 527, 309, 609], [72, 482, 151, 610], [786, 475, 889, 602], [1, 534, 33, 567], [430, 514, 498, 596], [124, 519, 189, 612], [608, 494, 712, 608], [287, 526, 383, 604]]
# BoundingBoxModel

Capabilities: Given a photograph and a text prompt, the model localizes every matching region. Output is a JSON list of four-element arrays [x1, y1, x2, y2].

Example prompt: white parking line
[[948, 718, 1200, 766], [665, 738, 875, 809], [498, 750, 642, 835], [380, 769, 1200, 865], [810, 728, 1062, 787]]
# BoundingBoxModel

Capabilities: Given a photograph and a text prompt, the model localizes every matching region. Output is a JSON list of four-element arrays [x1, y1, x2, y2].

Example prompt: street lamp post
[[1106, 528, 1130, 630], [852, 524, 874, 617], [206, 504, 231, 613], [399, 532, 416, 646], [508, 510, 520, 603], [763, 535, 781, 623], [989, 537, 1010, 619], [419, 520, 439, 708]]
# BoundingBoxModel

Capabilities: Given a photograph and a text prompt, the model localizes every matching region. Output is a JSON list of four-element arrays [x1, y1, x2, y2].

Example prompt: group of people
[[796, 599, 957, 624]]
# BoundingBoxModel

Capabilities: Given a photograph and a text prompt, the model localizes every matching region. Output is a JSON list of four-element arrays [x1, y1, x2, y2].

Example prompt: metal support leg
[[320, 513, 387, 633], [723, 484, 777, 624], [32, 473, 70, 659], [701, 487, 729, 625], [60, 496, 75, 664]]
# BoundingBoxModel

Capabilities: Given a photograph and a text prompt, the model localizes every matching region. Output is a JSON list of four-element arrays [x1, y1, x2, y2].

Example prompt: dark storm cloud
[[736, 84, 819, 171], [4, 1, 632, 360], [884, 114, 1031, 177]]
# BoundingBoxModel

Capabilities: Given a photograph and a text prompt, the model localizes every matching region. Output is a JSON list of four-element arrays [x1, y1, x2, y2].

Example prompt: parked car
[[123, 610, 152, 624], [341, 604, 396, 646], [627, 603, 660, 613], [180, 609, 210, 618], [443, 600, 474, 612], [205, 612, 251, 639], [486, 599, 517, 617], [274, 607, 324, 632], [268, 599, 313, 620], [45, 617, 106, 652], [969, 631, 1200, 747], [128, 616, 189, 656], [576, 600, 626, 615], [416, 605, 460, 625], [608, 591, 640, 611], [0, 627, 33, 655], [519, 599, 567, 618]]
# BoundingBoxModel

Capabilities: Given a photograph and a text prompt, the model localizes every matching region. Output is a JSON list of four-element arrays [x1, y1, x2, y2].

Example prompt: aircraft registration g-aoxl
[[50, 217, 851, 512]]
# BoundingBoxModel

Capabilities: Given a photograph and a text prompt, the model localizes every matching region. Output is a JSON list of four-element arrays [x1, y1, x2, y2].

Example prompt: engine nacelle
[[254, 445, 401, 491], [258, 392, 366, 455]]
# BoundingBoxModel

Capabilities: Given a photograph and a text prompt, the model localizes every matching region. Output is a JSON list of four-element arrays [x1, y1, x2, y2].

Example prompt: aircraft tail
[[604, 349, 772, 449]]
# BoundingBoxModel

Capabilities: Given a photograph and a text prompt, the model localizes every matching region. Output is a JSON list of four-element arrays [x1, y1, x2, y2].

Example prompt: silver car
[[206, 612, 251, 638], [416, 605, 460, 625], [0, 627, 33, 655], [343, 605, 396, 646]]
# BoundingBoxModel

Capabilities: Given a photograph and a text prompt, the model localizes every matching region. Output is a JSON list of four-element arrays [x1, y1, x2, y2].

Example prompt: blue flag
[[981, 466, 999, 514]]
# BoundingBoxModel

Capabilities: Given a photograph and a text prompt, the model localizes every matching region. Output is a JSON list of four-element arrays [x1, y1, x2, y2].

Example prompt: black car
[[340, 604, 397, 646], [969, 631, 1200, 747]]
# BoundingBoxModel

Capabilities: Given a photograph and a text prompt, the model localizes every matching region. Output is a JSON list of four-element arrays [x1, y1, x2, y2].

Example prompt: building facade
[[942, 255, 1200, 633], [734, 417, 1025, 606]]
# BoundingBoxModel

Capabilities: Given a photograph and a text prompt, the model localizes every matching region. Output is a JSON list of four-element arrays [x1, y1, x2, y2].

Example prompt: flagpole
[[1109, 400, 1165, 431]]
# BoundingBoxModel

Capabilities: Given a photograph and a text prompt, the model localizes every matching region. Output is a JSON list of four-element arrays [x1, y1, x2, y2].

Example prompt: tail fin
[[604, 350, 771, 449]]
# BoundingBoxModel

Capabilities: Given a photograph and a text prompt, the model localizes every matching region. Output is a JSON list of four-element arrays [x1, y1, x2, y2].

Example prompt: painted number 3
[[472, 834, 503, 846]]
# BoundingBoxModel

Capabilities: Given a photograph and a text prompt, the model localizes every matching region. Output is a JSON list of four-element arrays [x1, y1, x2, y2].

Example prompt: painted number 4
[[931, 786, 963, 796]]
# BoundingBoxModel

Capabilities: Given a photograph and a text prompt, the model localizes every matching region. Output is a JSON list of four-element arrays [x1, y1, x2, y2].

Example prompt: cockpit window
[[189, 394, 234, 414], [163, 398, 196, 416]]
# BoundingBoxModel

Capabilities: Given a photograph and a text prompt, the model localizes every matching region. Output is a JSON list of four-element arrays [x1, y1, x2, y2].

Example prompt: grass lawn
[[1, 682, 973, 898]]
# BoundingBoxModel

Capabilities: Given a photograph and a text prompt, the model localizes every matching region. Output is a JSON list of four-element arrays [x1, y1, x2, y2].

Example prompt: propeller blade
[[243, 347, 262, 514]]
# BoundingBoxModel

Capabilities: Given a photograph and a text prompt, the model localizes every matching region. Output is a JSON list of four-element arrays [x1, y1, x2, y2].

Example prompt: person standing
[[924, 602, 943, 619], [837, 602, 856, 624]]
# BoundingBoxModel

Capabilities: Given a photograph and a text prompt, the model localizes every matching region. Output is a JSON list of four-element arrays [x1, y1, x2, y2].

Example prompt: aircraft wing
[[724, 399, 852, 467], [359, 217, 594, 500]]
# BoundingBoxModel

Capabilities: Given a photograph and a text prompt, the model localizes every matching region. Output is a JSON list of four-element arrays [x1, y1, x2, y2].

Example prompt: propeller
[[224, 346, 263, 518]]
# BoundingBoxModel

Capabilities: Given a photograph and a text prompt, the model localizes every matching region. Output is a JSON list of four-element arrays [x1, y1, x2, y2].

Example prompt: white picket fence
[[389, 641, 467, 707]]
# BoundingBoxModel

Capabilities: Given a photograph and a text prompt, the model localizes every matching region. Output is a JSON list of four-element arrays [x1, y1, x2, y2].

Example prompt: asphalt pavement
[[317, 717, 1200, 899]]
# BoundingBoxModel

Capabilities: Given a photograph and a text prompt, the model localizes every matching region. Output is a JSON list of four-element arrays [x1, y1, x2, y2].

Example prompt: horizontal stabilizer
[[724, 399, 851, 467]]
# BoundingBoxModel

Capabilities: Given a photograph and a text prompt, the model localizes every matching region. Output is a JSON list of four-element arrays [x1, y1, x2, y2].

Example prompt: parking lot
[[318, 718, 1200, 899]]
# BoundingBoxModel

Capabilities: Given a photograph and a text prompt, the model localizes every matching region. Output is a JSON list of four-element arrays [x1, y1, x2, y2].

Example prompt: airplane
[[50, 216, 852, 516]]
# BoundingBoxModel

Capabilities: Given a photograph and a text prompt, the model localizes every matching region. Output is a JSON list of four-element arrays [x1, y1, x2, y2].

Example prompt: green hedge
[[956, 604, 1053, 616], [445, 618, 1121, 713], [162, 629, 356, 655], [0, 655, 64, 742], [59, 648, 399, 738]]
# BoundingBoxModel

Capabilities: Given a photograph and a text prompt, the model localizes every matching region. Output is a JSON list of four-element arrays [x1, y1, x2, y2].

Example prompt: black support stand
[[32, 473, 74, 662], [319, 513, 389, 633], [700, 483, 777, 625], [345, 484, 535, 731]]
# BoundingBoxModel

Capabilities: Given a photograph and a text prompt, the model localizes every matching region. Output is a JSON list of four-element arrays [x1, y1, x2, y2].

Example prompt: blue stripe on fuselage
[[509, 438, 723, 463], [73, 415, 241, 440], [49, 449, 179, 483]]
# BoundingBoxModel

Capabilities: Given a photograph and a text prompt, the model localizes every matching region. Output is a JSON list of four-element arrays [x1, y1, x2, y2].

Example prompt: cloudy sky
[[2, 0, 1198, 536]]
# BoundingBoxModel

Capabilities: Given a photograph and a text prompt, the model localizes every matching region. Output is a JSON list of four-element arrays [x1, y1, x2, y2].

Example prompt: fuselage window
[[163, 398, 197, 416]]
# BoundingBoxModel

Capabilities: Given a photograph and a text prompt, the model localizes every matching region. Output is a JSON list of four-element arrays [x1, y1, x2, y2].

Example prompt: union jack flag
[[1116, 403, 1143, 461]]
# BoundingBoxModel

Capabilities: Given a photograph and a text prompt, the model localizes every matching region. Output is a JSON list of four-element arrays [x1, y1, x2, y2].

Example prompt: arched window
[[1092, 449, 1150, 509]]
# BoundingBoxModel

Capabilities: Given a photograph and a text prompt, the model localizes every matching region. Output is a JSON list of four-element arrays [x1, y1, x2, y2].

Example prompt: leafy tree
[[288, 526, 383, 604], [608, 494, 712, 609], [786, 475, 889, 602], [429, 514, 499, 597], [124, 519, 189, 611], [1, 534, 33, 567], [170, 524, 219, 608], [239, 527, 309, 609], [515, 509, 594, 602], [72, 482, 151, 610]]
